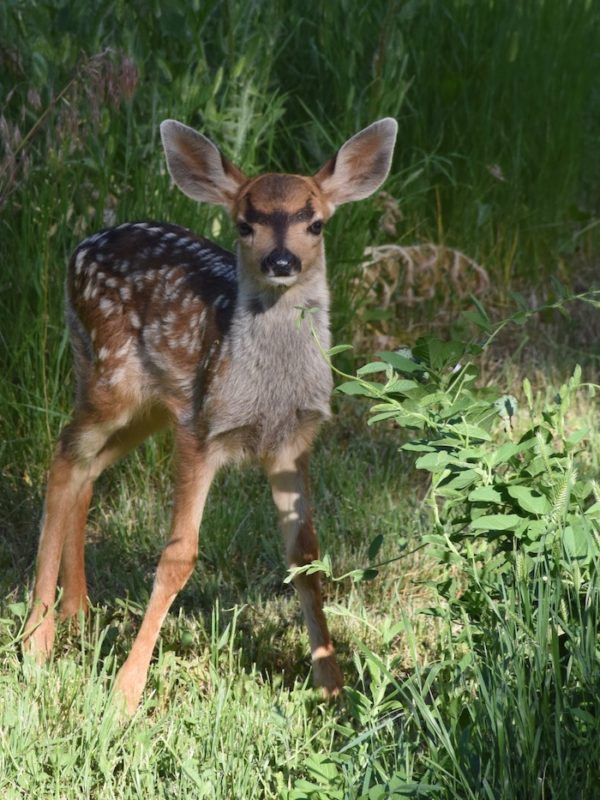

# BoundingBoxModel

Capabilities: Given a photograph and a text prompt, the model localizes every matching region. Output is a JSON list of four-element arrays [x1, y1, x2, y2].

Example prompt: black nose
[[261, 248, 301, 277]]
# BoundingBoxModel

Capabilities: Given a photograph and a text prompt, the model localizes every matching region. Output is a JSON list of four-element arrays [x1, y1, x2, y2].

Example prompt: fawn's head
[[160, 118, 397, 289]]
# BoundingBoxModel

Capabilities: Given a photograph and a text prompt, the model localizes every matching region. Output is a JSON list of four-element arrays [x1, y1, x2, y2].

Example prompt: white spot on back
[[75, 248, 88, 275], [214, 294, 230, 309], [108, 366, 128, 386], [99, 298, 114, 316], [114, 338, 134, 359], [85, 232, 107, 247]]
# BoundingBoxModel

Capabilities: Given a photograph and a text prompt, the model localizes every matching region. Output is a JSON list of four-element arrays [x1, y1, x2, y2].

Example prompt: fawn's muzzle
[[261, 248, 301, 278]]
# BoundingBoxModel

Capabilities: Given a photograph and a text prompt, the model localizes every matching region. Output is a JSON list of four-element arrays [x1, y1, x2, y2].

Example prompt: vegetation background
[[0, 0, 598, 797]]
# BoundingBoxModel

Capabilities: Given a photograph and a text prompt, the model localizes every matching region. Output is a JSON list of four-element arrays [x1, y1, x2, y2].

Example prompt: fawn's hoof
[[313, 652, 343, 699], [113, 661, 148, 717], [59, 594, 89, 622], [22, 610, 55, 663]]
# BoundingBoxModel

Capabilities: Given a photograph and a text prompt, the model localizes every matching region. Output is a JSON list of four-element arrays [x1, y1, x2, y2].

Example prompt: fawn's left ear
[[314, 118, 398, 209], [160, 120, 247, 210]]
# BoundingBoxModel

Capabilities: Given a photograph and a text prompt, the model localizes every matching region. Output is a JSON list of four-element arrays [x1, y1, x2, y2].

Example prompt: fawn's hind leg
[[24, 406, 168, 659], [24, 417, 108, 659], [266, 447, 343, 698], [58, 406, 170, 620]]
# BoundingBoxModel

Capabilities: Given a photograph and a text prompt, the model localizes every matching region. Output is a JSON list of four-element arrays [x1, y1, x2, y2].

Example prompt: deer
[[23, 116, 398, 714]]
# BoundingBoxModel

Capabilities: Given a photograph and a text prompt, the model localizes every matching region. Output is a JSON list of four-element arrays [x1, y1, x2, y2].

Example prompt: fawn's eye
[[237, 222, 254, 237], [307, 220, 323, 235]]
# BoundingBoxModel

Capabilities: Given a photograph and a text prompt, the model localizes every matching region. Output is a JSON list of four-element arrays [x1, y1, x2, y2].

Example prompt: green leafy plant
[[330, 292, 600, 584]]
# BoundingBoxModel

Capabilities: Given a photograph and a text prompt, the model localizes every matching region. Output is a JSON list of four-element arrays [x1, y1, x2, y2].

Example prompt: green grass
[[1, 1, 599, 797], [0, 421, 433, 798]]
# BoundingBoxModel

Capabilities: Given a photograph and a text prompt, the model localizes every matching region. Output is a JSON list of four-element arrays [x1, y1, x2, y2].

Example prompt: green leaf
[[524, 519, 549, 540], [565, 427, 589, 449], [413, 336, 465, 370], [416, 452, 450, 471], [488, 438, 536, 467], [436, 469, 479, 496], [376, 351, 422, 373], [563, 519, 593, 561], [449, 447, 485, 463], [508, 486, 551, 515], [585, 502, 600, 519], [471, 514, 523, 531], [384, 378, 420, 394], [368, 411, 400, 424], [450, 422, 491, 441], [352, 568, 379, 582], [368, 534, 384, 561], [488, 443, 519, 467], [461, 310, 492, 331], [327, 344, 353, 356], [512, 310, 528, 325], [356, 362, 388, 375], [468, 486, 504, 503], [336, 380, 380, 397], [8, 602, 28, 619], [369, 402, 400, 413], [417, 391, 447, 408], [402, 442, 436, 452]]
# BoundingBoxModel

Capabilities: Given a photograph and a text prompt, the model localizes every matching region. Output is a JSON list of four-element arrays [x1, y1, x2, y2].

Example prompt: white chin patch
[[265, 274, 298, 287]]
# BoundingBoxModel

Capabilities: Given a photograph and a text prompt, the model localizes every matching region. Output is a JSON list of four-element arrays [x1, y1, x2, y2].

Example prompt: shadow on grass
[[0, 477, 42, 601], [0, 423, 405, 698]]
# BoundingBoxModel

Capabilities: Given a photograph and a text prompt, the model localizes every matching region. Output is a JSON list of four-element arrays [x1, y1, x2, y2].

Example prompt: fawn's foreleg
[[114, 431, 217, 715], [266, 448, 343, 697]]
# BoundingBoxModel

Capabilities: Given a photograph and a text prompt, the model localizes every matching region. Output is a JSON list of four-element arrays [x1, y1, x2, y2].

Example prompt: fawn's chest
[[204, 303, 333, 456]]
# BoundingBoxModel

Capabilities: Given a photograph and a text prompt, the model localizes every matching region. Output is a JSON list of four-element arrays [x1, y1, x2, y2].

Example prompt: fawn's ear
[[314, 118, 398, 209], [160, 120, 247, 210]]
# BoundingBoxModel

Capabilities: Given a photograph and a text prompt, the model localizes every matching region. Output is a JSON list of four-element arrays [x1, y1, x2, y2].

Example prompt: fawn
[[23, 117, 398, 714]]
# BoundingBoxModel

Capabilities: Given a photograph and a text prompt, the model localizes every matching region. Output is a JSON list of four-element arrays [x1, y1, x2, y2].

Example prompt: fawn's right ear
[[160, 120, 247, 210]]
